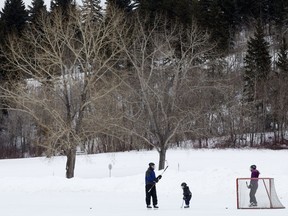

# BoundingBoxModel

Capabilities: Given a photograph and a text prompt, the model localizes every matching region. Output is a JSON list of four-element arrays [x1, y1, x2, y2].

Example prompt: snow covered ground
[[0, 149, 287, 216]]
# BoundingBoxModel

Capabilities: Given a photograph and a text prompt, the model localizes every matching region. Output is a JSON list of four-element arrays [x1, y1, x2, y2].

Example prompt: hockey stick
[[148, 165, 169, 193], [181, 199, 184, 208], [246, 181, 249, 188], [160, 165, 169, 175]]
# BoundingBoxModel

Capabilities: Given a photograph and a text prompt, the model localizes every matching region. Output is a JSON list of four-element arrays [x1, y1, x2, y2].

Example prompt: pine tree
[[0, 18, 4, 39], [81, 0, 102, 22], [50, 0, 72, 10], [28, 0, 47, 23], [269, 0, 288, 26], [193, 0, 236, 53], [276, 38, 288, 78], [0, 0, 28, 36], [134, 0, 193, 25], [106, 0, 133, 13], [50, 0, 75, 19], [243, 20, 271, 102], [0, 19, 6, 80], [0, 0, 28, 79], [0, 0, 28, 117]]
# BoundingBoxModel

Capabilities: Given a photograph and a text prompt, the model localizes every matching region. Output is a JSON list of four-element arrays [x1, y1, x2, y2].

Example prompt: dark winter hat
[[149, 162, 155, 167], [181, 182, 187, 187], [250, 165, 257, 170]]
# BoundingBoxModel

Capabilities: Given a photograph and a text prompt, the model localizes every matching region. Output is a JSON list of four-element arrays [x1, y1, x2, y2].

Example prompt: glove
[[157, 175, 162, 180], [248, 184, 251, 189], [183, 196, 186, 200]]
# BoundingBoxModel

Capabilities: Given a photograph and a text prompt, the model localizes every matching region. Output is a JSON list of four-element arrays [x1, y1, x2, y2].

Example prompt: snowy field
[[0, 149, 287, 216]]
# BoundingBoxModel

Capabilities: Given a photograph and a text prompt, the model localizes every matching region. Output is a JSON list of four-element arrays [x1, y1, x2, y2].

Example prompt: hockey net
[[236, 178, 285, 209]]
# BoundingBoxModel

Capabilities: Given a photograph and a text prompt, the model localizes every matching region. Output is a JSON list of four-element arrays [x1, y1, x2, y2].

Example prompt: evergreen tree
[[28, 0, 47, 23], [220, 0, 238, 27], [0, 0, 28, 80], [50, 0, 73, 10], [0, 18, 4, 38], [134, 0, 160, 14], [0, 0, 28, 117], [270, 37, 288, 138], [234, 0, 288, 25], [106, 0, 134, 13], [276, 38, 288, 78], [0, 19, 6, 80], [50, 0, 75, 19], [81, 0, 103, 22], [193, 0, 237, 53], [0, 0, 28, 36], [134, 0, 193, 25], [243, 20, 271, 102], [269, 0, 288, 26]]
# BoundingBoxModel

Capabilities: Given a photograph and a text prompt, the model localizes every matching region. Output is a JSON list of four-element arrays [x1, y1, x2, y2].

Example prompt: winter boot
[[249, 202, 257, 207]]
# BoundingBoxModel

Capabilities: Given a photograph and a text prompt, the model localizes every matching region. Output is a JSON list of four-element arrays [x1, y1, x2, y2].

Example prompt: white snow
[[0, 149, 287, 216]]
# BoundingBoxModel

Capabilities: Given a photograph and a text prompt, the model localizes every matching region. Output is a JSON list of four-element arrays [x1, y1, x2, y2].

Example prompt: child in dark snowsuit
[[181, 182, 192, 208]]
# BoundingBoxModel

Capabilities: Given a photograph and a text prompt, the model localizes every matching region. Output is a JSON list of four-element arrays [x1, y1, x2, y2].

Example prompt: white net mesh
[[236, 178, 285, 209]]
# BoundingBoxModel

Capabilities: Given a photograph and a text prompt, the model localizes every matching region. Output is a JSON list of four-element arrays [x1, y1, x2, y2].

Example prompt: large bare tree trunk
[[158, 148, 166, 170], [66, 147, 76, 178]]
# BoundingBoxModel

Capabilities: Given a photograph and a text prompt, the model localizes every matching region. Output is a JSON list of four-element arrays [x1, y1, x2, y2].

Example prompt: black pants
[[249, 185, 258, 204], [184, 195, 192, 205], [145, 184, 157, 206]]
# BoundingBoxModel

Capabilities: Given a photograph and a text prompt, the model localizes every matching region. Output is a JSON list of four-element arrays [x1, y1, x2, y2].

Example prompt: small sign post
[[108, 163, 112, 177]]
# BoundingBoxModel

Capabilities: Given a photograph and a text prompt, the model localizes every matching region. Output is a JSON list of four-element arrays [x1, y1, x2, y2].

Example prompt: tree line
[[0, 0, 287, 178]]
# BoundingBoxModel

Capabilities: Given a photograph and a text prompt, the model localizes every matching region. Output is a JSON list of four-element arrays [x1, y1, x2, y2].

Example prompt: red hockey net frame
[[236, 178, 285, 209]]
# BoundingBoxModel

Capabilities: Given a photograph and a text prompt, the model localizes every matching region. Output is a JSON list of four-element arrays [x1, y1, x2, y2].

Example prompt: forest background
[[0, 0, 288, 178]]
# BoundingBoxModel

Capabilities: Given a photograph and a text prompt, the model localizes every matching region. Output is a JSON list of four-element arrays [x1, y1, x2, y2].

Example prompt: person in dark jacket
[[248, 164, 260, 207], [181, 182, 192, 208], [145, 162, 162, 208]]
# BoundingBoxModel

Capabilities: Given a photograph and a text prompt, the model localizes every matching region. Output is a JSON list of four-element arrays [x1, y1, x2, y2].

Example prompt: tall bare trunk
[[66, 148, 76, 178], [158, 148, 166, 170]]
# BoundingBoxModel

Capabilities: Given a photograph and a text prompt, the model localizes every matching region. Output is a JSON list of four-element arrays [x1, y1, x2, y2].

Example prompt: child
[[181, 182, 192, 208]]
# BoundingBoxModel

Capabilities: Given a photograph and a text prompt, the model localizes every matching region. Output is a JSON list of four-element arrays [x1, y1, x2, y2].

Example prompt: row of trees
[[1, 0, 288, 51], [0, 0, 287, 178]]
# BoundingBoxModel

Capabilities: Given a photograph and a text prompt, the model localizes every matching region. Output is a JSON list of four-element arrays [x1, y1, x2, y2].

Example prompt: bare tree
[[112, 15, 227, 169], [0, 9, 127, 178]]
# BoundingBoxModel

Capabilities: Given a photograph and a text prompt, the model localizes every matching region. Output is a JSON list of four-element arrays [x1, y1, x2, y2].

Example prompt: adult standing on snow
[[248, 164, 260, 207], [145, 162, 162, 208]]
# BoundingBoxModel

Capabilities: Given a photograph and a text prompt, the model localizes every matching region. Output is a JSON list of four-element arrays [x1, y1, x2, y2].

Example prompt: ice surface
[[0, 149, 287, 216]]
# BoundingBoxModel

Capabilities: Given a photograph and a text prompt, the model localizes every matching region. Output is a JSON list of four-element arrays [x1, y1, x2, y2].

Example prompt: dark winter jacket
[[182, 186, 192, 198], [250, 169, 260, 187], [251, 169, 260, 178], [145, 167, 157, 185]]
